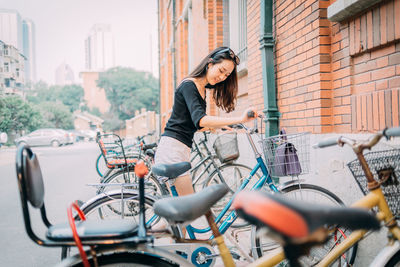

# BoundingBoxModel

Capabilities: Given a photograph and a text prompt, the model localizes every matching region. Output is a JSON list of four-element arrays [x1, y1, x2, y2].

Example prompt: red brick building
[[158, 0, 400, 134]]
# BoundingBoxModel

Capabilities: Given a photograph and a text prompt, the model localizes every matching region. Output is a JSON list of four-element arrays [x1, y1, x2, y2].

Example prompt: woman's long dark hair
[[188, 47, 238, 113]]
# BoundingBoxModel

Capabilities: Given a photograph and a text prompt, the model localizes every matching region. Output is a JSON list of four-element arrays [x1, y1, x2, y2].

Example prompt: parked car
[[15, 128, 69, 147], [80, 129, 97, 141], [57, 129, 74, 145]]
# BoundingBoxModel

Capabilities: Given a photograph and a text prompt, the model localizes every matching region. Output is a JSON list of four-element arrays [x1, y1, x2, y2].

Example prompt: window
[[228, 0, 247, 70], [4, 63, 9, 72]]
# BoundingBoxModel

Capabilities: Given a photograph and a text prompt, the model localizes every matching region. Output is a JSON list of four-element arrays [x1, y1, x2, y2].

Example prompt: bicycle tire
[[203, 163, 262, 228], [252, 183, 358, 266], [66, 251, 179, 266], [96, 154, 108, 177], [99, 167, 167, 197], [385, 249, 400, 267], [61, 191, 159, 259]]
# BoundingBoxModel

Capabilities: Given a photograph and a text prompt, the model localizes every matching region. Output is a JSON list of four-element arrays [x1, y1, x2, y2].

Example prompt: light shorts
[[154, 136, 191, 185]]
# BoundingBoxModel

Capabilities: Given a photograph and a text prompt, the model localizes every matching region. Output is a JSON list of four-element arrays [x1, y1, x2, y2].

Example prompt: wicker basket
[[347, 149, 400, 217], [213, 132, 240, 163], [260, 132, 310, 177]]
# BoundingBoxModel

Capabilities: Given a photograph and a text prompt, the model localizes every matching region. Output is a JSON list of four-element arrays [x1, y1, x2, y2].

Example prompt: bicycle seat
[[233, 190, 380, 240], [47, 220, 138, 241], [143, 143, 157, 150], [152, 162, 191, 179], [154, 184, 229, 223]]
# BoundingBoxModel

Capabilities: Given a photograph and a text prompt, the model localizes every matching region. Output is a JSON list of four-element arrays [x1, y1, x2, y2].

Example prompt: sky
[[1, 0, 159, 84]]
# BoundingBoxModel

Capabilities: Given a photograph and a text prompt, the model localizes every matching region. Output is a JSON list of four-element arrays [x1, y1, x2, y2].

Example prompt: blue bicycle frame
[[147, 123, 280, 240]]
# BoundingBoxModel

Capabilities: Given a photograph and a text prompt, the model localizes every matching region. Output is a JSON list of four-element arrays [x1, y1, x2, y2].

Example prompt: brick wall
[[275, 0, 399, 133], [158, 0, 225, 128], [275, 0, 333, 134], [247, 0, 263, 114], [338, 0, 400, 132]]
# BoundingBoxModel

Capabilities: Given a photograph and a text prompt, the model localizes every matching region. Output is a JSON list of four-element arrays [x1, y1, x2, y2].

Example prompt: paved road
[[0, 142, 100, 267]]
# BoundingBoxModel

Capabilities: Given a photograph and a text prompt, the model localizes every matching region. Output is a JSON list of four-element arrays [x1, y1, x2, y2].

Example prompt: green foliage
[[97, 67, 159, 121], [27, 81, 84, 112], [36, 101, 74, 129], [0, 95, 43, 134], [58, 84, 85, 112], [102, 112, 124, 132]]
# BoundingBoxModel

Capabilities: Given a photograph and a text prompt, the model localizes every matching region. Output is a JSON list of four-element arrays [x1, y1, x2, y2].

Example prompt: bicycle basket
[[260, 132, 310, 177], [347, 149, 400, 217], [213, 132, 240, 163]]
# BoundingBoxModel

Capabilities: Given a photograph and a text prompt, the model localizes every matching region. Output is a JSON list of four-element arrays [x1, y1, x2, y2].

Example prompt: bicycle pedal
[[230, 251, 241, 260]]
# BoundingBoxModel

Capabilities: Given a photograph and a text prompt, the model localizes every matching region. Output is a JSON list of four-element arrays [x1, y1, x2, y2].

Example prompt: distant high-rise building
[[55, 62, 74, 85], [0, 9, 23, 52], [85, 24, 115, 71], [22, 19, 36, 84]]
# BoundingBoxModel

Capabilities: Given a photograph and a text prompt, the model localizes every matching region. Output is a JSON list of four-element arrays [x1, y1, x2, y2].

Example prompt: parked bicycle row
[[14, 109, 400, 266]]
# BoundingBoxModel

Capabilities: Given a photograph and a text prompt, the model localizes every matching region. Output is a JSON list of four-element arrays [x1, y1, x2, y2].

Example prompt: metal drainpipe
[[157, 0, 162, 138], [172, 0, 177, 90], [259, 0, 280, 137]]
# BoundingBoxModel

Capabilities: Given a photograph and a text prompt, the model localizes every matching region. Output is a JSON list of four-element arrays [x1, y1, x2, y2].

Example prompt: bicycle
[[95, 131, 156, 178], [190, 131, 257, 194], [15, 143, 236, 267], [95, 133, 164, 197], [238, 126, 400, 267], [73, 119, 356, 265]]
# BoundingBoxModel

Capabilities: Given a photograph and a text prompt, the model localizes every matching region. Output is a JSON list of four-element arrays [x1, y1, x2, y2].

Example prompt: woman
[[155, 47, 256, 196]]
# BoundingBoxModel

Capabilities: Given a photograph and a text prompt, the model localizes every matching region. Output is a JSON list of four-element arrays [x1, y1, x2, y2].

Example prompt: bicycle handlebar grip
[[384, 127, 400, 137], [247, 110, 255, 118], [313, 137, 339, 148]]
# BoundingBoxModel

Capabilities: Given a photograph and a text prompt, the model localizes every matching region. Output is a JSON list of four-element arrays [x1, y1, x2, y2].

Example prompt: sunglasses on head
[[213, 48, 240, 65]]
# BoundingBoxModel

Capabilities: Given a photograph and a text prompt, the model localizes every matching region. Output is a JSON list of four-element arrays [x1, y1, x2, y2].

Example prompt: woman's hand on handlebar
[[241, 107, 257, 123]]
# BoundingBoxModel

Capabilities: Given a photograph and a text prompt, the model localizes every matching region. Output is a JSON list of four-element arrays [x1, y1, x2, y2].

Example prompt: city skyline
[[0, 0, 159, 84]]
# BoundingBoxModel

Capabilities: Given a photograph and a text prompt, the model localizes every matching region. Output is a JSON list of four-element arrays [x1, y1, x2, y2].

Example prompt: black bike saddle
[[152, 162, 191, 179], [233, 190, 380, 240], [154, 184, 229, 223]]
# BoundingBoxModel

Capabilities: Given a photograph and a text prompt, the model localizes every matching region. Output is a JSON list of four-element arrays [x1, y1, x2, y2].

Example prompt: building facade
[[158, 0, 400, 134], [85, 24, 115, 71], [0, 9, 36, 93], [55, 62, 75, 86], [0, 40, 26, 95], [22, 18, 36, 84], [0, 9, 23, 52], [80, 71, 110, 114]]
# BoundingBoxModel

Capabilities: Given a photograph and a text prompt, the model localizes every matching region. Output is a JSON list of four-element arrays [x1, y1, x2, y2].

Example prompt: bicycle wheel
[[61, 191, 160, 259], [95, 154, 108, 177], [385, 249, 400, 267], [65, 251, 180, 266], [203, 163, 262, 228], [252, 183, 358, 266], [100, 168, 167, 197]]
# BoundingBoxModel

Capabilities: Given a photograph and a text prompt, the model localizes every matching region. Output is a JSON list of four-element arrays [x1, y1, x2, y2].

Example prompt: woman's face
[[206, 59, 235, 85]]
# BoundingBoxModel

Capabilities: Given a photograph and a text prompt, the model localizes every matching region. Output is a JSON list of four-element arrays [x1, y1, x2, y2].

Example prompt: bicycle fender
[[80, 189, 158, 210], [277, 179, 306, 191], [369, 240, 400, 267]]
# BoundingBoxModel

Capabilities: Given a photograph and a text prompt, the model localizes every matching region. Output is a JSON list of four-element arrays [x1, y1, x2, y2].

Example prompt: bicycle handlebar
[[314, 126, 400, 151], [384, 127, 400, 138], [313, 137, 340, 148]]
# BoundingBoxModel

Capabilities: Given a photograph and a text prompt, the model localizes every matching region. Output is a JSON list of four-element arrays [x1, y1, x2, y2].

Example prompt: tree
[[37, 101, 74, 129], [0, 95, 43, 135], [58, 84, 85, 112], [27, 82, 84, 113], [97, 67, 159, 121]]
